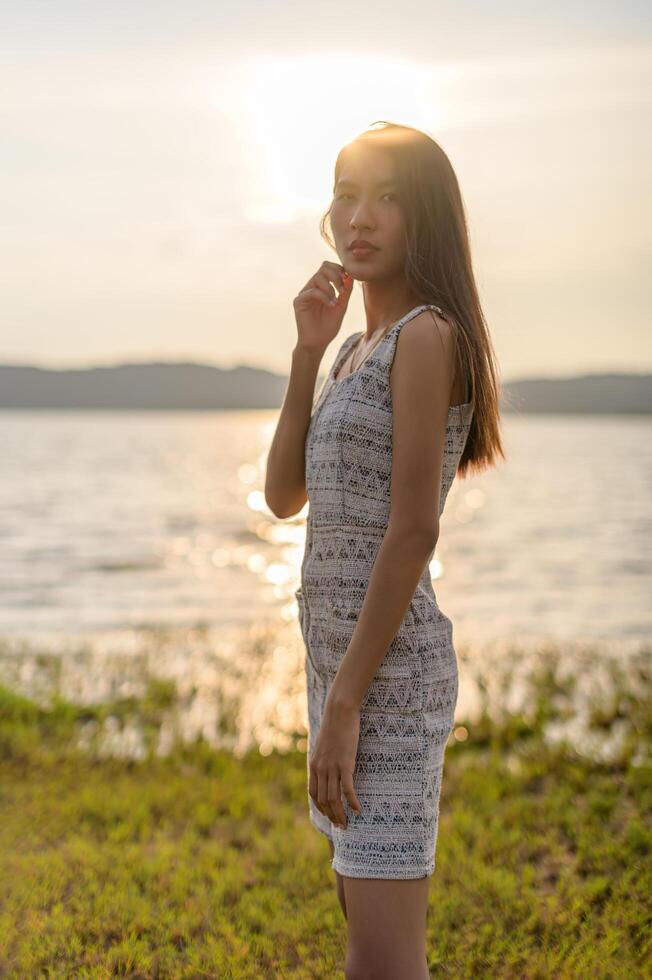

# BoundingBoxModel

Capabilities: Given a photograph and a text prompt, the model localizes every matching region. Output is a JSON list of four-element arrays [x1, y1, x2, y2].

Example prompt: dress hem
[[309, 810, 436, 880], [331, 857, 435, 880]]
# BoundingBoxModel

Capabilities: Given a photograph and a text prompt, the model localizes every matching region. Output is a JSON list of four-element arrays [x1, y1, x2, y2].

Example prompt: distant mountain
[[0, 362, 294, 410], [501, 373, 652, 414], [0, 362, 649, 413]]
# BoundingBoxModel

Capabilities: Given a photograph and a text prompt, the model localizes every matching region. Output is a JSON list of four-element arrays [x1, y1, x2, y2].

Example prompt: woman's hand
[[309, 692, 363, 830], [293, 261, 353, 354]]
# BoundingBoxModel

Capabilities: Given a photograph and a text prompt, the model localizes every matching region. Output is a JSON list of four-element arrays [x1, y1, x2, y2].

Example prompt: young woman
[[265, 121, 504, 978]]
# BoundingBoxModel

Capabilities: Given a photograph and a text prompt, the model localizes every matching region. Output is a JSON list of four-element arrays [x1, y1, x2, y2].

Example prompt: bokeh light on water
[[0, 410, 650, 763]]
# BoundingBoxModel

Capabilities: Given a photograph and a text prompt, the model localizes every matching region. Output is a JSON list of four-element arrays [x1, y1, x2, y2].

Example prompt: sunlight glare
[[218, 53, 455, 223]]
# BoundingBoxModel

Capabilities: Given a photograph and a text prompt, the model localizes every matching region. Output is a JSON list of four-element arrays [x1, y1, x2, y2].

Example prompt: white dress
[[296, 304, 473, 879]]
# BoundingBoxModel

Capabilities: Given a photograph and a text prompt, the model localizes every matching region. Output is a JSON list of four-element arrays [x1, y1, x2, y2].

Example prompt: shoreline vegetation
[[1, 641, 650, 978]]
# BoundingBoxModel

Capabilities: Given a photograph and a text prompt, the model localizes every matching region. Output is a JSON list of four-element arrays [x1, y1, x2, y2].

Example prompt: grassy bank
[[1, 650, 650, 978]]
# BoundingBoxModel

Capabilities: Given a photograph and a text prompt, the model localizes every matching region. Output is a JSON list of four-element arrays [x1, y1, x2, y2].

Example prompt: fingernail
[[329, 298, 337, 306]]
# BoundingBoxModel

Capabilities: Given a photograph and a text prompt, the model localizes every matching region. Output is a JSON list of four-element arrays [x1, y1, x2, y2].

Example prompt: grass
[[0, 647, 650, 979]]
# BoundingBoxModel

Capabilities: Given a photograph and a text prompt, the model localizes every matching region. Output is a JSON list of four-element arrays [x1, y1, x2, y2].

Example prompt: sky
[[1, 1, 650, 381]]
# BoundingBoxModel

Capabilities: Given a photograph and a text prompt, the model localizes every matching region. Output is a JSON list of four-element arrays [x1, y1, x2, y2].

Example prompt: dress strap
[[390, 303, 447, 335], [311, 332, 360, 413], [334, 331, 361, 372]]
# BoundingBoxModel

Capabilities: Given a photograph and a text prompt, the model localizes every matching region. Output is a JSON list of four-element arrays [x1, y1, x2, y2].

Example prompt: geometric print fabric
[[297, 304, 473, 878]]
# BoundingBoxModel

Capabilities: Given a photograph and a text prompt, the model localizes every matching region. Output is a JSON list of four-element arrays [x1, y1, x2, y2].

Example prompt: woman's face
[[329, 148, 408, 281]]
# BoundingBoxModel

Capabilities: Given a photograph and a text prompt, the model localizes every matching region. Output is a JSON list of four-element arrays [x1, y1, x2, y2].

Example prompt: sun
[[212, 52, 455, 223]]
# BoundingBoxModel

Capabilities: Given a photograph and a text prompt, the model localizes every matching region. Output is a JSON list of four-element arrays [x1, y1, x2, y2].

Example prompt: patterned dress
[[296, 303, 473, 879]]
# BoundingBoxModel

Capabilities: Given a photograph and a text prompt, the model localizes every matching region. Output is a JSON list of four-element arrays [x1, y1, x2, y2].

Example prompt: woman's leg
[[341, 874, 431, 980], [327, 838, 348, 920]]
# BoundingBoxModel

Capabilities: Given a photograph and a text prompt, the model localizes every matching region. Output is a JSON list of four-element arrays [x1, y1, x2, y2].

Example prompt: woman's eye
[[336, 193, 396, 202]]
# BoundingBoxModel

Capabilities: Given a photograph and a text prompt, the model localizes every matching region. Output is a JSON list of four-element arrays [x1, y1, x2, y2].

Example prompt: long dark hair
[[319, 121, 506, 477]]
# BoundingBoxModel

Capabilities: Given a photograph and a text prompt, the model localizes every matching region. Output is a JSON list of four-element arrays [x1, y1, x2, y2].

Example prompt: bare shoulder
[[395, 307, 457, 359], [391, 307, 458, 388], [388, 308, 457, 527]]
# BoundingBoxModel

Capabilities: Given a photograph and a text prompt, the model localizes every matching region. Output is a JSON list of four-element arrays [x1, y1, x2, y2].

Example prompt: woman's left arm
[[310, 309, 458, 830]]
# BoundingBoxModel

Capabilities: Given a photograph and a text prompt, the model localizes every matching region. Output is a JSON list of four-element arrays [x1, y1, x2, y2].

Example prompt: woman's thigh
[[341, 873, 430, 979], [327, 837, 430, 976]]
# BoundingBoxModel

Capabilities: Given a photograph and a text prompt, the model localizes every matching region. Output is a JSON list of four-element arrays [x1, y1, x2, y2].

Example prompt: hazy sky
[[2, 1, 650, 381]]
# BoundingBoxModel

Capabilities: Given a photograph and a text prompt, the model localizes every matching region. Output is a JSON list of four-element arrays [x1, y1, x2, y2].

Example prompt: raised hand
[[293, 261, 353, 354]]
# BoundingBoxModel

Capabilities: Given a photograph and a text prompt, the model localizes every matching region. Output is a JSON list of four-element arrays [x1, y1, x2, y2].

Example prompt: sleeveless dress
[[296, 303, 473, 879]]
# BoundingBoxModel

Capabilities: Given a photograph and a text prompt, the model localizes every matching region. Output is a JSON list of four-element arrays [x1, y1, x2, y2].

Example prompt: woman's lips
[[350, 246, 377, 258]]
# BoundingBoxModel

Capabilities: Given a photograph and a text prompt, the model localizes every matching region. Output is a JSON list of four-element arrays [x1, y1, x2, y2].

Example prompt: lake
[[0, 410, 649, 758]]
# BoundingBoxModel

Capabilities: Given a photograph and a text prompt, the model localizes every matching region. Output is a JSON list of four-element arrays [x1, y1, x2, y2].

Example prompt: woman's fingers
[[298, 285, 337, 308], [331, 270, 352, 306], [319, 766, 337, 826], [308, 755, 323, 814], [299, 261, 348, 306], [310, 755, 332, 822], [340, 769, 362, 816], [309, 724, 361, 830], [307, 272, 341, 307], [296, 273, 350, 309], [310, 757, 345, 827], [328, 767, 348, 829], [320, 260, 348, 290]]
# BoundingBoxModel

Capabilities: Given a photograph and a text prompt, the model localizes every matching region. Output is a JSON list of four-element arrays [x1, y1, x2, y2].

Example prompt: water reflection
[[0, 410, 649, 641], [0, 411, 650, 769]]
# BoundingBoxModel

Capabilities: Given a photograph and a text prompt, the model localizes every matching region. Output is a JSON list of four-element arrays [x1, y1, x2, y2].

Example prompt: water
[[0, 409, 649, 757], [1, 409, 649, 640]]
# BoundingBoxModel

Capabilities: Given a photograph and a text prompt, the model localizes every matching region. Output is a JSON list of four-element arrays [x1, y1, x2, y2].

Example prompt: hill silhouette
[[0, 362, 649, 413]]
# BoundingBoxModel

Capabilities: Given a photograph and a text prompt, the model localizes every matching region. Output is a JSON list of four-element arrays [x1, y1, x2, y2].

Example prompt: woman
[[265, 121, 504, 978]]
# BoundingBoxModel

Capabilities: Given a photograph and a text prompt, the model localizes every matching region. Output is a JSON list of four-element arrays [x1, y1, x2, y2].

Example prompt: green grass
[[0, 651, 650, 979]]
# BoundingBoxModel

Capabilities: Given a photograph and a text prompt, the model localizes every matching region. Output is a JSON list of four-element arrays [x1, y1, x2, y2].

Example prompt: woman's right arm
[[264, 343, 324, 518], [264, 261, 353, 519]]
